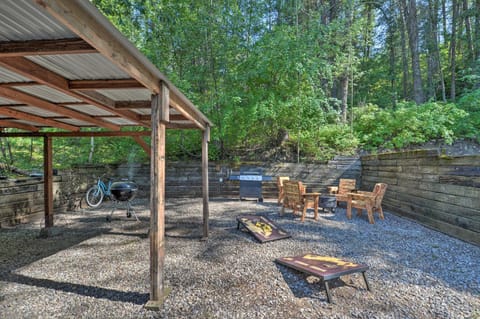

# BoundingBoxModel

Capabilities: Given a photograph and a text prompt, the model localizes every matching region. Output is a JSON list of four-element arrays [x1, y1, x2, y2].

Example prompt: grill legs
[[107, 200, 139, 222]]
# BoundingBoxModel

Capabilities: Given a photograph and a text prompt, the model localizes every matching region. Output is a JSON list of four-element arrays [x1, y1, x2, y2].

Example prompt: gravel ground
[[0, 198, 479, 319]]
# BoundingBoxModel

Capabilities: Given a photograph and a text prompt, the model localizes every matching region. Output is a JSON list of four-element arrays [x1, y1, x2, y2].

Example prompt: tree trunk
[[475, 0, 480, 89], [427, 0, 446, 101], [340, 75, 348, 123], [475, 0, 480, 61], [398, 0, 410, 100], [442, 0, 448, 44], [88, 137, 94, 163], [462, 0, 474, 65], [403, 0, 425, 104], [450, 0, 458, 101]]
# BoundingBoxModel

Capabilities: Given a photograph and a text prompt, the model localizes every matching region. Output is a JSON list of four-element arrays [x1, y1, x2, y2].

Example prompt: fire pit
[[107, 181, 139, 222]]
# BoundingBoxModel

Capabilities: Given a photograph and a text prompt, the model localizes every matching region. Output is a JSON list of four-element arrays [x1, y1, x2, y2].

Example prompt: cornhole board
[[275, 253, 370, 303], [236, 215, 291, 243]]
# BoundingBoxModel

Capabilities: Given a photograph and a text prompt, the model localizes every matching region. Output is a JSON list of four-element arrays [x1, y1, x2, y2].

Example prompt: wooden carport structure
[[0, 0, 212, 309]]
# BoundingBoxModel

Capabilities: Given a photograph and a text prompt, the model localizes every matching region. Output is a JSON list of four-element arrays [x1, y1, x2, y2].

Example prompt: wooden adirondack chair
[[281, 180, 319, 222], [346, 183, 388, 224], [277, 176, 290, 205], [329, 179, 356, 206]]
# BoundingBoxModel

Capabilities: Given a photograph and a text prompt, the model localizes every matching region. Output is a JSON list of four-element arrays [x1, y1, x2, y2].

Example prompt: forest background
[[1, 0, 480, 173]]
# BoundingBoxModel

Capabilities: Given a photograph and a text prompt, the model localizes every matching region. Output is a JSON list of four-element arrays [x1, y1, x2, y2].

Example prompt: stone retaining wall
[[361, 150, 480, 246]]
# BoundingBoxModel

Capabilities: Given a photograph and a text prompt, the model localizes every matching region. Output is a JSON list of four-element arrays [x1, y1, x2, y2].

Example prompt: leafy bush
[[456, 90, 480, 141], [290, 124, 359, 161], [353, 102, 468, 150]]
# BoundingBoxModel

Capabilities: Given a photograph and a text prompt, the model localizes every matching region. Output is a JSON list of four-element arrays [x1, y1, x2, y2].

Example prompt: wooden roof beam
[[69, 79, 144, 90], [0, 108, 79, 131], [0, 38, 96, 57], [0, 120, 39, 132], [115, 100, 150, 109], [0, 131, 150, 138], [0, 56, 147, 127], [0, 87, 121, 131]]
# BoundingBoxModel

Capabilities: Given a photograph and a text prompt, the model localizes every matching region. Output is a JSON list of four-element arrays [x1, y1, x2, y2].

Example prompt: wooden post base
[[144, 287, 171, 311]]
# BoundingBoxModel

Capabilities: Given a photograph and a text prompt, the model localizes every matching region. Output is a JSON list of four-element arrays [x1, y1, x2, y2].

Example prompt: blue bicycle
[[85, 176, 113, 208]]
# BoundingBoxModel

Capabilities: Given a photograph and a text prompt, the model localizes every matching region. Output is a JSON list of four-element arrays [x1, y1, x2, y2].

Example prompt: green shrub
[[353, 102, 468, 150], [291, 124, 359, 161], [456, 89, 480, 141]]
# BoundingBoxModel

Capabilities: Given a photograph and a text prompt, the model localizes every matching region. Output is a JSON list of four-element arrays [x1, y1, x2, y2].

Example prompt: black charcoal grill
[[110, 181, 138, 201], [107, 181, 139, 221]]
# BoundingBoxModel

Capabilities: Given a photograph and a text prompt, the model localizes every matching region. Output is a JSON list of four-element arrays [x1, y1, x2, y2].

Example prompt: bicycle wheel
[[86, 185, 104, 208]]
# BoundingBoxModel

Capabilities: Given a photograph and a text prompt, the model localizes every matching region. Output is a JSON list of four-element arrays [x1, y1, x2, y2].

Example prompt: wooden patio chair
[[277, 176, 290, 205], [281, 180, 319, 222], [346, 183, 388, 224], [328, 178, 356, 206]]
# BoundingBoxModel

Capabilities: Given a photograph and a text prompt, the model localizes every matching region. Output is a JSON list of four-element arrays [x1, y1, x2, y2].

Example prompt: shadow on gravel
[[3, 273, 149, 305], [0, 225, 110, 275]]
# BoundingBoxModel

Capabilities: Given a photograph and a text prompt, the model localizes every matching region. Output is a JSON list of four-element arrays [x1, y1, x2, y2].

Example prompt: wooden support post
[[145, 83, 169, 310], [202, 125, 210, 239], [41, 135, 53, 236]]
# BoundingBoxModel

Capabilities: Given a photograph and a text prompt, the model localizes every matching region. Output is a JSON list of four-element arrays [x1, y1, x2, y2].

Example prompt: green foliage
[[354, 102, 468, 150], [456, 90, 480, 141], [291, 125, 359, 161]]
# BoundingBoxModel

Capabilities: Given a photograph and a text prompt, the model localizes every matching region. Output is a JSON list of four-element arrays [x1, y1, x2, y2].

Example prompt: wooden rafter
[[0, 131, 150, 138], [0, 56, 147, 127], [0, 38, 96, 57], [0, 87, 121, 131], [114, 100, 150, 109], [0, 120, 39, 132], [69, 79, 143, 90], [0, 107, 79, 131]]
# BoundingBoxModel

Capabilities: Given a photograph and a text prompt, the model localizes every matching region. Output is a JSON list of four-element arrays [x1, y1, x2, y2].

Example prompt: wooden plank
[[146, 85, 168, 310], [202, 125, 210, 239], [384, 199, 480, 246], [69, 79, 143, 90], [389, 192, 480, 223], [388, 183, 480, 213], [0, 38, 95, 56], [438, 175, 480, 188], [0, 120, 39, 131], [44, 136, 53, 228]]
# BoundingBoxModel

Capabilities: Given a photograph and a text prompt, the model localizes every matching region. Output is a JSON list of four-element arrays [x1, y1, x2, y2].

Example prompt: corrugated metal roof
[[0, 66, 31, 83], [28, 54, 130, 80], [13, 85, 81, 103], [104, 117, 137, 125], [132, 109, 151, 115], [64, 104, 115, 116], [11, 106, 61, 117], [96, 88, 151, 101], [0, 0, 75, 41], [0, 97, 18, 104], [56, 118, 92, 126]]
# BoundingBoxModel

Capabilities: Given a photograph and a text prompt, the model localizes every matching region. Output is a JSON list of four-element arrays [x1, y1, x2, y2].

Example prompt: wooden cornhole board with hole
[[275, 253, 370, 303], [237, 215, 291, 243]]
